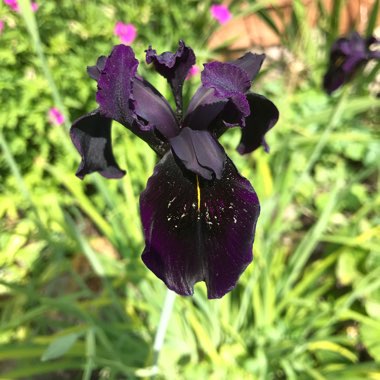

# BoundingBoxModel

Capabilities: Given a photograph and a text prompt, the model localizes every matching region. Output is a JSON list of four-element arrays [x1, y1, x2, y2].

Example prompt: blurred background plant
[[0, 0, 379, 379]]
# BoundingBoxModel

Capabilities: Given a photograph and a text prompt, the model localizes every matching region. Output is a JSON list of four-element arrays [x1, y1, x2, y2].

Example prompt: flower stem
[[151, 289, 176, 377], [18, 0, 71, 131]]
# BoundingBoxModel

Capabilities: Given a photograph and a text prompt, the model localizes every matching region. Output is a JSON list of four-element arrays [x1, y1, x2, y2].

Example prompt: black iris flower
[[70, 41, 279, 299], [323, 32, 380, 94]]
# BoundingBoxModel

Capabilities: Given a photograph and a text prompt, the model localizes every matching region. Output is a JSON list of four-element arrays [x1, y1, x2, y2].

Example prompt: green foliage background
[[0, 0, 379, 379]]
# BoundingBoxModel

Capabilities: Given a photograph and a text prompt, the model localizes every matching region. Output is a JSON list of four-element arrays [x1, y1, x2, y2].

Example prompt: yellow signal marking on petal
[[334, 56, 345, 68], [196, 175, 201, 211]]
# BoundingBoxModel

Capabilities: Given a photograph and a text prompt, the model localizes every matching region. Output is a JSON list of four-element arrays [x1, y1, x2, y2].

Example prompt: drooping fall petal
[[140, 152, 260, 299], [70, 110, 125, 179], [237, 93, 279, 154]]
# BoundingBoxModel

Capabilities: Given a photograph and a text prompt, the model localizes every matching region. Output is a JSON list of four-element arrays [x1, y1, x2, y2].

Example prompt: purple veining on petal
[[140, 152, 260, 299], [95, 44, 178, 140], [202, 61, 251, 98], [202, 61, 251, 126], [96, 44, 139, 126]]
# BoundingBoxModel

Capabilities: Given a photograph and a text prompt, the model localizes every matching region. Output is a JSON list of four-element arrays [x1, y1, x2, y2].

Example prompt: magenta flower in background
[[210, 4, 232, 24], [48, 107, 65, 126], [4, 0, 19, 11], [3, 0, 39, 12], [186, 65, 200, 80], [114, 22, 137, 45], [0, 20, 4, 34]]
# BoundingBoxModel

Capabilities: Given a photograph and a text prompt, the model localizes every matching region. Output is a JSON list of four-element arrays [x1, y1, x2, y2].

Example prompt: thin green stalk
[[151, 289, 176, 378], [0, 130, 31, 201], [297, 87, 350, 184], [0, 130, 46, 234], [267, 87, 350, 247], [82, 329, 96, 380], [18, 0, 70, 130]]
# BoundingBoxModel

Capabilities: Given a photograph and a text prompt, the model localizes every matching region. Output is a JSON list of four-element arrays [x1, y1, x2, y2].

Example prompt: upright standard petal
[[70, 110, 125, 179], [184, 86, 227, 131], [89, 50, 178, 138], [140, 152, 260, 299], [87, 56, 107, 81], [184, 53, 264, 132], [133, 77, 179, 139], [146, 40, 196, 110], [170, 127, 225, 180], [96, 44, 139, 126], [94, 45, 176, 154], [202, 61, 251, 126], [230, 52, 265, 81], [237, 93, 279, 154]]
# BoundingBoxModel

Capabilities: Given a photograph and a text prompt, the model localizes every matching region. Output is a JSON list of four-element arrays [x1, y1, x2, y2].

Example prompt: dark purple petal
[[201, 61, 251, 126], [202, 61, 251, 98], [87, 56, 107, 81], [140, 152, 260, 299], [146, 40, 196, 110], [70, 109, 125, 179], [94, 44, 177, 149], [96, 44, 139, 127], [323, 64, 347, 94], [185, 52, 264, 129], [133, 77, 178, 138], [237, 93, 279, 155], [331, 32, 363, 56], [170, 128, 225, 180], [230, 52, 265, 81]]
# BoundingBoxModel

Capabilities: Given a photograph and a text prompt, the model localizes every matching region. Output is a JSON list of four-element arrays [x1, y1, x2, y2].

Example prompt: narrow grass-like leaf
[[366, 0, 379, 35], [41, 333, 81, 362]]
